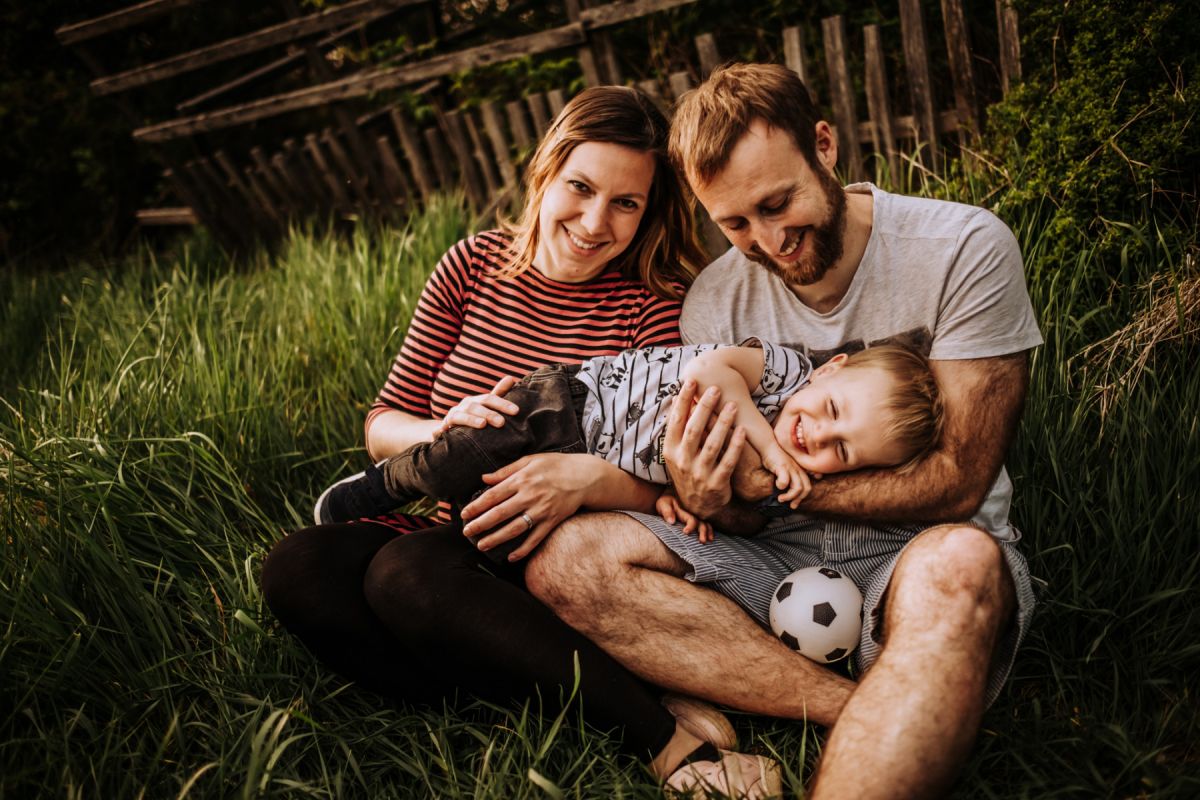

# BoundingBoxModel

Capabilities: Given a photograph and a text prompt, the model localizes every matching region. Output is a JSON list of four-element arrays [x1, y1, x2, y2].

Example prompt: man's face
[[693, 120, 847, 287]]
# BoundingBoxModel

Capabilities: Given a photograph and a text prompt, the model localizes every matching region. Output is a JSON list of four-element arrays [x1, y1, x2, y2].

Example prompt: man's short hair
[[669, 62, 823, 186]]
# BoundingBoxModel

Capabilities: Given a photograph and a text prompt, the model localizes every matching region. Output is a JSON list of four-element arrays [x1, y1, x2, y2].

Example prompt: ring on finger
[[520, 512, 534, 532]]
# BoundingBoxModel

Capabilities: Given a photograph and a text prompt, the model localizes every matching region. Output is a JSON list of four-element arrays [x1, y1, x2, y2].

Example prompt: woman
[[261, 86, 777, 794]]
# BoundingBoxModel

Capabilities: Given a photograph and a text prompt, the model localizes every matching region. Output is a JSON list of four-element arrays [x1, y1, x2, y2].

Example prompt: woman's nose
[[580, 200, 608, 234]]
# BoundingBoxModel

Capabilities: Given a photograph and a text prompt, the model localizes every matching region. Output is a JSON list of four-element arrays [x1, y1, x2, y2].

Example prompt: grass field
[[2, 180, 1198, 798]]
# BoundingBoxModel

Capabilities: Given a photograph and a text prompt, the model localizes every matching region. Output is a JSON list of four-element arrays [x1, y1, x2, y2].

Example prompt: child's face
[[772, 357, 909, 476]]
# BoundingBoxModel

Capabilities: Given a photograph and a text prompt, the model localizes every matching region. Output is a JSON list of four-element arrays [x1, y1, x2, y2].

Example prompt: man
[[518, 63, 1041, 797]]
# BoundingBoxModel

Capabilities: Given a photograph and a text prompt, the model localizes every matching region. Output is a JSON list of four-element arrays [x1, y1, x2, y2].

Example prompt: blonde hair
[[842, 345, 944, 473], [499, 86, 706, 299], [669, 62, 824, 186]]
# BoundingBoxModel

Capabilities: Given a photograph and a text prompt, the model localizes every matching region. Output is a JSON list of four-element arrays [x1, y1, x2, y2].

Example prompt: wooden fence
[[59, 0, 1022, 253]]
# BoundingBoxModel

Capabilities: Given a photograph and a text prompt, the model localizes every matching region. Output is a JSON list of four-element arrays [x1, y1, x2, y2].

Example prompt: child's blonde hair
[[842, 345, 944, 473]]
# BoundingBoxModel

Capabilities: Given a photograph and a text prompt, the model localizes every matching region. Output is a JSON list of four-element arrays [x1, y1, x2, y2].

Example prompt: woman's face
[[534, 141, 656, 283]]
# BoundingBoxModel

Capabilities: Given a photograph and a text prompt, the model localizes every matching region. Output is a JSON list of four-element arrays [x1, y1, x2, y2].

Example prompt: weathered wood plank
[[304, 132, 352, 210], [940, 0, 980, 137], [322, 129, 373, 208], [375, 135, 413, 208], [56, 0, 204, 46], [565, 0, 603, 86], [547, 88, 567, 119], [481, 101, 518, 188], [136, 207, 199, 225], [177, 14, 393, 111], [464, 109, 502, 196], [695, 33, 720, 79], [134, 23, 586, 141], [92, 0, 422, 95], [863, 24, 898, 180], [527, 92, 552, 138], [899, 0, 939, 167], [821, 15, 863, 181], [505, 100, 533, 152], [423, 127, 455, 191], [579, 0, 697, 29], [281, 138, 331, 214], [390, 110, 436, 201], [782, 26, 816, 104], [636, 79, 668, 114], [996, 0, 1021, 94], [441, 110, 487, 209], [668, 70, 692, 101], [251, 146, 298, 218]]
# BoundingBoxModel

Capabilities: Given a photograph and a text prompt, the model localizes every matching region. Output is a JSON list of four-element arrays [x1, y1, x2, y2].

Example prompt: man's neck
[[788, 191, 874, 313]]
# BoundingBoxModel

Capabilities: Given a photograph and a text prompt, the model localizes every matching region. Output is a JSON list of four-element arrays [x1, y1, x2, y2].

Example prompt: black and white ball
[[769, 567, 864, 663]]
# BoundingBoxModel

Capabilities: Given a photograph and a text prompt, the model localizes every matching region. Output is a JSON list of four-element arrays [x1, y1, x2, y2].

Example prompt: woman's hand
[[459, 452, 597, 561], [661, 379, 748, 518], [435, 375, 521, 437]]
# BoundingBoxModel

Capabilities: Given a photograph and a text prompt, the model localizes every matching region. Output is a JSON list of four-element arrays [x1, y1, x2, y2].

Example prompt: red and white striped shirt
[[366, 230, 683, 530]]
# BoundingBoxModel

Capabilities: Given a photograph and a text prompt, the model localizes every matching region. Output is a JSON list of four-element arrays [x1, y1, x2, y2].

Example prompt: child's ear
[[812, 353, 848, 379]]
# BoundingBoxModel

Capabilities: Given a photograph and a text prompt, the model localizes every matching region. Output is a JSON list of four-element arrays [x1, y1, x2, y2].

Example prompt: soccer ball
[[769, 567, 864, 663]]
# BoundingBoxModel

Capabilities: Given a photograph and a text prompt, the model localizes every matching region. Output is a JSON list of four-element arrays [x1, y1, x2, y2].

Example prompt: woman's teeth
[[568, 231, 602, 250]]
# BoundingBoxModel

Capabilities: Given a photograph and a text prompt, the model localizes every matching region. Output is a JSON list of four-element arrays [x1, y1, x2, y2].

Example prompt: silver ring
[[520, 512, 535, 532]]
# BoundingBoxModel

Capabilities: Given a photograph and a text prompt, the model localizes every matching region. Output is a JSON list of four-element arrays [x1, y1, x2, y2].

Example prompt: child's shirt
[[574, 339, 811, 484]]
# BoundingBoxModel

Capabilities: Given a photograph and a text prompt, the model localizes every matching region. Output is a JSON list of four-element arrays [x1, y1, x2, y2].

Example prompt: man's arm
[[801, 351, 1029, 522]]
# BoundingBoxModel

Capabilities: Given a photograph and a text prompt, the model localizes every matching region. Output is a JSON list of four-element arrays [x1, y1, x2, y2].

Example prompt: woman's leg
[[260, 521, 444, 702], [361, 524, 678, 759]]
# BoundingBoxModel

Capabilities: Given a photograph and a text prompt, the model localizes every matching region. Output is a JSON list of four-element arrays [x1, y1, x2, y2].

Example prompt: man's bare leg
[[525, 512, 854, 725], [809, 525, 1017, 799]]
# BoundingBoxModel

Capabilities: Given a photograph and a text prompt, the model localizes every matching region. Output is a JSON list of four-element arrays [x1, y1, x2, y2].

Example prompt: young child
[[316, 341, 942, 556]]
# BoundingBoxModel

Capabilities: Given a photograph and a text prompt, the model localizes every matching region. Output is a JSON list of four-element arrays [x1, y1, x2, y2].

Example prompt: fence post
[[463, 108, 502, 196], [441, 109, 487, 209], [481, 101, 517, 189], [863, 24, 898, 181], [305, 132, 352, 211], [565, 0, 603, 86], [996, 0, 1021, 94], [899, 0, 939, 169], [940, 0, 980, 139], [390, 109, 435, 202], [547, 88, 567, 119], [505, 100, 534, 153], [695, 33, 720, 79], [821, 15, 863, 182], [782, 26, 817, 104], [422, 127, 455, 192], [527, 92, 552, 138]]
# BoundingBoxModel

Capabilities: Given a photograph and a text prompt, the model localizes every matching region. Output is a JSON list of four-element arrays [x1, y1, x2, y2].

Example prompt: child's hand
[[656, 490, 714, 544], [761, 447, 813, 509]]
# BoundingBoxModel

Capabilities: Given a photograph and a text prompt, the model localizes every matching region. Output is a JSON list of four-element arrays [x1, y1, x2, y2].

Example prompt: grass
[[2, 178, 1198, 798]]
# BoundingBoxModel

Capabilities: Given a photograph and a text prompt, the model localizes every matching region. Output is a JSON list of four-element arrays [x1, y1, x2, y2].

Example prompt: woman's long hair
[[498, 86, 706, 299]]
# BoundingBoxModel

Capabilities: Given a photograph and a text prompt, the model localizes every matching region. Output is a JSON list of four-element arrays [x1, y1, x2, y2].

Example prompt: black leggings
[[260, 522, 676, 758]]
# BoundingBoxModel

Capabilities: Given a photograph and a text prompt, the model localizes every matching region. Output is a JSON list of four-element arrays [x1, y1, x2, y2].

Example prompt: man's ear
[[812, 352, 848, 379], [813, 121, 838, 174]]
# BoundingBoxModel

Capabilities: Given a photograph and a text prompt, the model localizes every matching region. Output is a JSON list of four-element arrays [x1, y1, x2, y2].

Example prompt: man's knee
[[525, 513, 620, 609], [889, 525, 1014, 635]]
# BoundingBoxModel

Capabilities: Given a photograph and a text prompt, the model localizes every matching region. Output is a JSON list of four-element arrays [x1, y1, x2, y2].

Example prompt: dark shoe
[[313, 462, 396, 525]]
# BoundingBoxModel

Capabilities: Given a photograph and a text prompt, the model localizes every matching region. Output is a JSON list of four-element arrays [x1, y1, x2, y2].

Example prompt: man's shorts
[[621, 511, 1036, 707]]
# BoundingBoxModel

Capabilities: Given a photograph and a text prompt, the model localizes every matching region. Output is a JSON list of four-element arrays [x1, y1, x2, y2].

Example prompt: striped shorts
[[621, 511, 1036, 708]]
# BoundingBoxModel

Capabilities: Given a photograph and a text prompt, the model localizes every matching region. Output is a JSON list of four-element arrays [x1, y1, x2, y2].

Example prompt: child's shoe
[[313, 462, 395, 525]]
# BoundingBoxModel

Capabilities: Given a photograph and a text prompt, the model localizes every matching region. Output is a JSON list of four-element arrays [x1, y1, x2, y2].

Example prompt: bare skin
[[524, 512, 855, 724], [523, 116, 1033, 797]]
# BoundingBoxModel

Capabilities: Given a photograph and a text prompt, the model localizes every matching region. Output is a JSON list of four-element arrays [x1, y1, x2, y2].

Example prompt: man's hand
[[661, 379, 747, 519]]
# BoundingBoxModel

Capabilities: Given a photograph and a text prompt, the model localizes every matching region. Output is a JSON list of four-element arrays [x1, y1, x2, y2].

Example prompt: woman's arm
[[459, 452, 663, 561]]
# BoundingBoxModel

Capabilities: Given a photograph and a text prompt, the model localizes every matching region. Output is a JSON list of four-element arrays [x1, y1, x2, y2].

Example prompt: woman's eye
[[615, 199, 639, 211], [569, 180, 589, 192]]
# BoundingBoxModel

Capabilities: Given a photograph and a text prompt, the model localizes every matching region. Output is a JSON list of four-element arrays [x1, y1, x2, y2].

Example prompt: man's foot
[[664, 694, 738, 750], [666, 751, 782, 799], [313, 462, 395, 525]]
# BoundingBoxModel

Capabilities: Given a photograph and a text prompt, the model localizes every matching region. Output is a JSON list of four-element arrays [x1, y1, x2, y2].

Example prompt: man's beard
[[748, 170, 847, 287]]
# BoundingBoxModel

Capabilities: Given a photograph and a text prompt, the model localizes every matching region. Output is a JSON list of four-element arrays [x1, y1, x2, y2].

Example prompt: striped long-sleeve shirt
[[365, 230, 684, 530]]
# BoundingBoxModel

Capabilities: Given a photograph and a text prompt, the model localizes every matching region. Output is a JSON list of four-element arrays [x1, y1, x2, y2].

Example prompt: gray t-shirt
[[575, 340, 811, 484], [680, 184, 1043, 538]]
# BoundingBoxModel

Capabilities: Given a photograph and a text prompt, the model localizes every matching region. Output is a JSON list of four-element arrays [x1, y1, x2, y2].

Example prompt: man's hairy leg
[[525, 512, 854, 725], [809, 525, 1017, 799]]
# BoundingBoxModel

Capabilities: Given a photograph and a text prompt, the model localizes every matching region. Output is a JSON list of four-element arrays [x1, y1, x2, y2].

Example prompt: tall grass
[[2, 180, 1198, 798]]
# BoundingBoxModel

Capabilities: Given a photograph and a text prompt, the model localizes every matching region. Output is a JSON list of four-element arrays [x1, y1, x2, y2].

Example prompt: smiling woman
[[259, 85, 754, 783]]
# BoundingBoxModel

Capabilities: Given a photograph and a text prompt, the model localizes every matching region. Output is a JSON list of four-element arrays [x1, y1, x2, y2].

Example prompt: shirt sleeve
[[748, 339, 812, 403], [366, 236, 474, 427], [930, 209, 1043, 360]]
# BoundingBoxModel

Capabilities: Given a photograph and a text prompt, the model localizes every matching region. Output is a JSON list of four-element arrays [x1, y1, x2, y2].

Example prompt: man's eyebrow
[[563, 169, 648, 201]]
